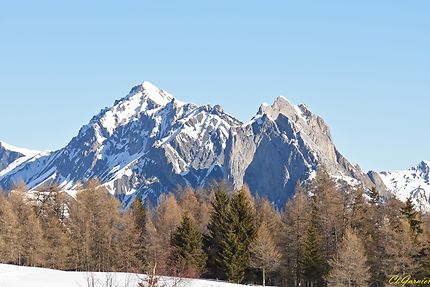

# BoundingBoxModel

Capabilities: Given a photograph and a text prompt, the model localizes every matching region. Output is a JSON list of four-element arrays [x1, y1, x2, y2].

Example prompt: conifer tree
[[153, 192, 182, 275], [369, 187, 381, 205], [349, 188, 368, 232], [311, 167, 345, 261], [68, 180, 121, 271], [115, 210, 141, 272], [401, 197, 423, 235], [326, 227, 370, 287], [205, 184, 231, 279], [282, 185, 310, 286], [381, 218, 422, 277], [256, 197, 283, 243], [170, 212, 206, 278], [218, 187, 257, 283], [143, 215, 162, 273], [366, 186, 385, 286], [132, 197, 147, 268], [300, 197, 327, 287], [250, 222, 281, 287], [0, 192, 19, 264], [34, 185, 72, 270], [9, 192, 44, 266], [178, 186, 200, 219], [179, 185, 210, 234]]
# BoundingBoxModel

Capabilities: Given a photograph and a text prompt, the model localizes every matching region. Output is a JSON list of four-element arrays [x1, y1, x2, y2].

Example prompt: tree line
[[0, 168, 429, 286]]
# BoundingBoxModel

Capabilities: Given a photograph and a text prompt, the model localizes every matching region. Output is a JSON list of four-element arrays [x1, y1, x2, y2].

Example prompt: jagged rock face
[[374, 161, 430, 212], [0, 143, 24, 172], [223, 97, 382, 205], [0, 82, 386, 207]]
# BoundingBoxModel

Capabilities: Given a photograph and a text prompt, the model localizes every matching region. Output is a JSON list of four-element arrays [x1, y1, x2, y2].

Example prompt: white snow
[[293, 104, 308, 123], [97, 81, 174, 137], [0, 140, 41, 158], [378, 161, 430, 212], [0, 264, 265, 287]]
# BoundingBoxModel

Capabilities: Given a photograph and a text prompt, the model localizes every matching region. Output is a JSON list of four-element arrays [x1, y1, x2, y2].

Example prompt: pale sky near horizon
[[0, 1, 429, 171]]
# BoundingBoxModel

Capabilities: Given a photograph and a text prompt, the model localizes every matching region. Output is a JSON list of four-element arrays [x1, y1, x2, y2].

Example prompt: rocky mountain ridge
[[0, 82, 427, 209]]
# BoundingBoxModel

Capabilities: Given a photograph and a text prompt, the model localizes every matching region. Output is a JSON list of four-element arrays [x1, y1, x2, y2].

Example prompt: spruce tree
[[205, 184, 231, 279], [369, 187, 381, 205], [218, 187, 257, 283], [401, 197, 423, 235], [170, 212, 206, 277], [366, 186, 385, 285], [300, 197, 327, 287], [132, 197, 147, 268]]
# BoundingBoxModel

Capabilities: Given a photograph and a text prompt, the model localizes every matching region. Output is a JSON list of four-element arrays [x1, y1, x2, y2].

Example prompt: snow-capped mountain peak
[[0, 140, 44, 177], [86, 82, 178, 139], [0, 140, 40, 158], [125, 81, 174, 106], [377, 161, 430, 211], [0, 82, 425, 211], [416, 160, 430, 175]]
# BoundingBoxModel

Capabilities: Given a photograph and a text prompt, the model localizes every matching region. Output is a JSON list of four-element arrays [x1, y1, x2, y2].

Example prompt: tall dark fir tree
[[401, 197, 423, 235], [170, 212, 206, 277], [205, 184, 231, 279], [218, 187, 257, 283], [300, 197, 327, 287]]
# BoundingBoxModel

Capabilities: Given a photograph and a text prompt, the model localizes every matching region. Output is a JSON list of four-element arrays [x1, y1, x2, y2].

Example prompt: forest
[[0, 168, 429, 287]]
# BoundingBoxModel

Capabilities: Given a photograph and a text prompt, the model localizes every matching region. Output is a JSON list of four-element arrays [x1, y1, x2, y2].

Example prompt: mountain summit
[[375, 161, 430, 211], [0, 82, 427, 209]]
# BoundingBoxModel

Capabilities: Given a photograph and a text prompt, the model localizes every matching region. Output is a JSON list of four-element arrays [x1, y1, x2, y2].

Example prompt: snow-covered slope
[[0, 264, 264, 287], [377, 161, 430, 212], [0, 140, 42, 173], [0, 82, 241, 204], [0, 82, 385, 206]]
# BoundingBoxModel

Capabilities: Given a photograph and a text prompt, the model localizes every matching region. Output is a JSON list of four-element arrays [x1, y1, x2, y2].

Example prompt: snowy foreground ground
[[0, 264, 264, 287]]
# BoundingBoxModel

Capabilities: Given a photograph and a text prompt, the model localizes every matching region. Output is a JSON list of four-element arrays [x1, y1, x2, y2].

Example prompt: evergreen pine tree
[[369, 187, 381, 205], [366, 186, 385, 286], [218, 187, 257, 283], [170, 212, 206, 278], [132, 197, 147, 268], [401, 197, 423, 235], [300, 197, 327, 287], [205, 184, 231, 279]]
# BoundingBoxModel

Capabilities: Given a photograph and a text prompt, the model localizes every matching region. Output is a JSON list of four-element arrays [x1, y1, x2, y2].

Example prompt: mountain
[[374, 161, 430, 212], [0, 141, 42, 176], [0, 81, 399, 207]]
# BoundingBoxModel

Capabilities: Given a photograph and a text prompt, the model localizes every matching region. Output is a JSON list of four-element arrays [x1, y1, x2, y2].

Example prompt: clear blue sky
[[0, 0, 429, 171]]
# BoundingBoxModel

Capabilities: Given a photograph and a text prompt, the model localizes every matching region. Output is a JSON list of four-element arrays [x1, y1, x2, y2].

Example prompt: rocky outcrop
[[0, 82, 388, 207], [373, 161, 430, 212]]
